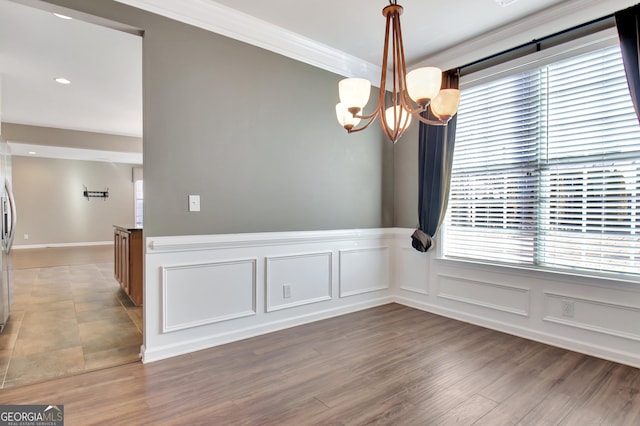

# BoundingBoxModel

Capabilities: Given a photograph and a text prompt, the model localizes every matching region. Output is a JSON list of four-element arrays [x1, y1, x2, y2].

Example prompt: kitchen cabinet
[[114, 225, 143, 306]]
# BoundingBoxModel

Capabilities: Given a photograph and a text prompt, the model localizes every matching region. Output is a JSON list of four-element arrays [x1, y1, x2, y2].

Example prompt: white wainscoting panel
[[162, 259, 257, 332], [143, 228, 640, 368], [339, 247, 390, 297], [544, 292, 640, 342], [437, 275, 530, 317], [265, 252, 332, 312], [143, 229, 395, 363], [396, 247, 429, 295]]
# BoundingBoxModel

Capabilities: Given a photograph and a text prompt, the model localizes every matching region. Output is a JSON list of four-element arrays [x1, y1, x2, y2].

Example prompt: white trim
[[543, 292, 640, 342], [460, 28, 619, 90], [113, 0, 636, 81], [12, 241, 113, 249], [416, 0, 635, 71], [147, 228, 395, 252], [161, 259, 257, 333], [264, 251, 333, 313], [142, 297, 392, 363], [395, 295, 640, 369], [338, 247, 391, 297], [112, 0, 381, 82], [141, 228, 640, 369], [437, 277, 531, 318]]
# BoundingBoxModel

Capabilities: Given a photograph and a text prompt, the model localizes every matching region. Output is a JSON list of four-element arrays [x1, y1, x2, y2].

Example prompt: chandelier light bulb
[[336, 103, 362, 130], [430, 89, 461, 122], [338, 78, 371, 115], [384, 105, 412, 134], [406, 67, 442, 106]]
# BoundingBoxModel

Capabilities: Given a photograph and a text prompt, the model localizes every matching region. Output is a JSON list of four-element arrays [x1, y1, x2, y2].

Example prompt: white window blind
[[445, 44, 640, 277]]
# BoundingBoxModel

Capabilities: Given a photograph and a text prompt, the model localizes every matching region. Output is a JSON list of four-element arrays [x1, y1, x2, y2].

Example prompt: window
[[444, 42, 640, 277]]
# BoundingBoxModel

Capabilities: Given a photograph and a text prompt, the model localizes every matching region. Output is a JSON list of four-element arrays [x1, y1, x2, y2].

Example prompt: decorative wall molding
[[112, 0, 380, 82], [339, 247, 391, 297], [148, 228, 394, 252], [161, 259, 257, 332], [396, 295, 640, 369], [144, 228, 397, 363], [112, 0, 631, 80], [417, 0, 635, 71], [396, 247, 429, 295], [143, 297, 393, 363], [437, 275, 530, 317], [143, 228, 640, 368], [543, 292, 640, 342], [265, 251, 332, 312]]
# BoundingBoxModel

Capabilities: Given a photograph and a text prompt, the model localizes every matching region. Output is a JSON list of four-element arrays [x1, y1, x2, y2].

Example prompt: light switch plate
[[188, 195, 200, 212]]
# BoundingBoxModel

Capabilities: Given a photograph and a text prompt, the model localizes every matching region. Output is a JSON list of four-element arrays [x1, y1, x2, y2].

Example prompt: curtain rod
[[458, 13, 616, 76]]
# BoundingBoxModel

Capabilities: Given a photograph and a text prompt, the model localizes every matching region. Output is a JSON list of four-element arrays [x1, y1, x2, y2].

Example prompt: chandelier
[[335, 1, 461, 143]]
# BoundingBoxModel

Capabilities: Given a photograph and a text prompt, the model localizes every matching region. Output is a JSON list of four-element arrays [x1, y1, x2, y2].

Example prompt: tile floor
[[0, 248, 142, 388]]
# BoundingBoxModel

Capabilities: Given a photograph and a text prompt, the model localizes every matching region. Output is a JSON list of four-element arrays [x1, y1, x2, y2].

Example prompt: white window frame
[[440, 28, 640, 283]]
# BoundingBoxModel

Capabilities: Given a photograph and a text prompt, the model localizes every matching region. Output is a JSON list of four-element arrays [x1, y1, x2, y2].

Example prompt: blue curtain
[[411, 71, 459, 252], [616, 4, 640, 122]]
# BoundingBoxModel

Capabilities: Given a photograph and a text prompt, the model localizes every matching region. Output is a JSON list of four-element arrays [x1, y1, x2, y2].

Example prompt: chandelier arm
[[378, 10, 392, 97], [413, 111, 448, 126], [382, 10, 402, 140], [400, 102, 426, 115], [354, 110, 379, 120], [395, 11, 407, 92], [395, 16, 419, 112], [380, 104, 400, 143], [346, 114, 380, 134]]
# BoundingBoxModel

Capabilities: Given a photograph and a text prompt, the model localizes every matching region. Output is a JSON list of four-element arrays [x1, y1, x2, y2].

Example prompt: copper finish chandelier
[[335, 1, 460, 143]]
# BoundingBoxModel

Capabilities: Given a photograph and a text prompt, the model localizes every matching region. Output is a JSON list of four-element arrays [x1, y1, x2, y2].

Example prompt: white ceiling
[[0, 0, 142, 136], [0, 0, 142, 163], [210, 0, 566, 66], [1, 0, 637, 163]]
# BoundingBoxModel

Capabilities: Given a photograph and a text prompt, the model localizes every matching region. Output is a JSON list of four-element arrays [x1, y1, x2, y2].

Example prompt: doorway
[[0, 0, 143, 388], [0, 246, 142, 388]]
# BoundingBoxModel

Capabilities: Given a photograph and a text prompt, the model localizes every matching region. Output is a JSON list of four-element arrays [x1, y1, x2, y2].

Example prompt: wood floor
[[0, 303, 637, 425]]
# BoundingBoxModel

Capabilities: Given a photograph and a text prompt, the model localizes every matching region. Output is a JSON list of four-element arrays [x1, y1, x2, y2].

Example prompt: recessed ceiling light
[[28, 151, 37, 155], [53, 13, 72, 20], [55, 77, 71, 85]]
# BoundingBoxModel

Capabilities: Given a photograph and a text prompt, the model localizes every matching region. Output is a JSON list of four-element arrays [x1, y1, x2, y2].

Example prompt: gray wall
[[44, 0, 393, 237], [12, 156, 135, 246], [393, 123, 419, 228]]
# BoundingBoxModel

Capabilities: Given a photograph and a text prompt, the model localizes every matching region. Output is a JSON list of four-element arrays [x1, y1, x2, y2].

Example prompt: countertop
[[113, 225, 143, 232]]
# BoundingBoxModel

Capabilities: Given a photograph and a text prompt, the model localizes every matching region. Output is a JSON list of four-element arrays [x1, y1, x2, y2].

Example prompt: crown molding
[[112, 0, 381, 83], [416, 0, 636, 71], [113, 0, 636, 84]]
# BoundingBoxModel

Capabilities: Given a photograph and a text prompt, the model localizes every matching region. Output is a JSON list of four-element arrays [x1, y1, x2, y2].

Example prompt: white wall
[[143, 229, 395, 362], [143, 228, 640, 368], [394, 231, 640, 368], [12, 156, 135, 247]]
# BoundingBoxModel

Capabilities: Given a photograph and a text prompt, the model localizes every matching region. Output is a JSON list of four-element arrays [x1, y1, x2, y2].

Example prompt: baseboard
[[142, 296, 392, 363], [394, 296, 640, 369], [12, 241, 113, 250]]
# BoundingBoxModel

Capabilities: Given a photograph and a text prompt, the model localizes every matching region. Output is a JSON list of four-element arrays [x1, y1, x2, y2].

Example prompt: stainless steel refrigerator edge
[[0, 139, 16, 332]]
